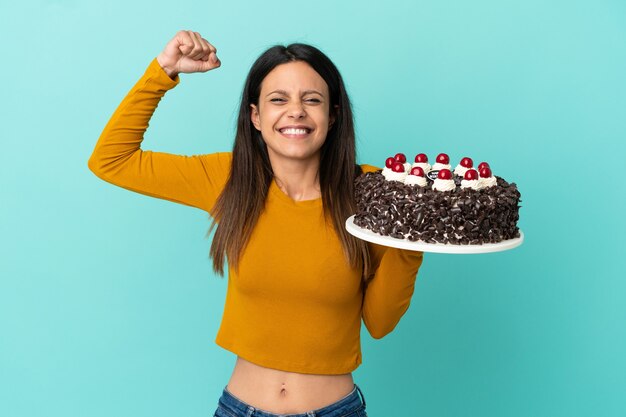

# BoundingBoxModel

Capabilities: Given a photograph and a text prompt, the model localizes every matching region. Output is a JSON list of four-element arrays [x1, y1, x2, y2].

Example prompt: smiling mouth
[[279, 127, 312, 135]]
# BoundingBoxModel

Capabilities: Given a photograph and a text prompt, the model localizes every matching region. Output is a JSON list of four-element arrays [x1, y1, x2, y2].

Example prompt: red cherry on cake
[[460, 157, 473, 168], [410, 167, 425, 177], [394, 153, 407, 163], [436, 153, 450, 164], [385, 157, 396, 168], [392, 162, 405, 173], [437, 169, 452, 180], [479, 166, 492, 178], [464, 169, 479, 181], [414, 153, 428, 163], [478, 162, 490, 171]]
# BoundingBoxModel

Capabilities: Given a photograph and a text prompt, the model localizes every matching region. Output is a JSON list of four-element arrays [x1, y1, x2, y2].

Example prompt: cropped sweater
[[88, 58, 424, 375]]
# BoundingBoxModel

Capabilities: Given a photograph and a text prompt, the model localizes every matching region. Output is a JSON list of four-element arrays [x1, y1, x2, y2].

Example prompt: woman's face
[[251, 61, 334, 168]]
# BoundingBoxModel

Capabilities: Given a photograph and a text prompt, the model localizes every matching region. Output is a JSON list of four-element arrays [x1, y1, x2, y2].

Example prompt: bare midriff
[[226, 356, 356, 414]]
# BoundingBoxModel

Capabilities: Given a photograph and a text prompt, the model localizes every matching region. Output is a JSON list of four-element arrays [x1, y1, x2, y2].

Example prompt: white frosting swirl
[[432, 178, 456, 192], [477, 176, 497, 189], [404, 175, 427, 187], [454, 164, 470, 177], [383, 170, 408, 182], [383, 163, 410, 177], [461, 179, 480, 190], [432, 162, 451, 171], [411, 162, 431, 173]]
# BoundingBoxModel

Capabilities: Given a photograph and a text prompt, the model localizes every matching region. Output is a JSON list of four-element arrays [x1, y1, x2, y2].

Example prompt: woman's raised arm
[[87, 31, 229, 213]]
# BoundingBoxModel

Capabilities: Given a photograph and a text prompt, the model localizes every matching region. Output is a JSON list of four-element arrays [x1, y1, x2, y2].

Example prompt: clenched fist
[[156, 30, 220, 79]]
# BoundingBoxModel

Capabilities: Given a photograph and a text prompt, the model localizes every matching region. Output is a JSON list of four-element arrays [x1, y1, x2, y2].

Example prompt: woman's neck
[[270, 155, 321, 201]]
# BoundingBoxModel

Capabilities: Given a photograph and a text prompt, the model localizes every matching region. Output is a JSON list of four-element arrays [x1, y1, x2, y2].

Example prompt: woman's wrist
[[156, 53, 178, 79]]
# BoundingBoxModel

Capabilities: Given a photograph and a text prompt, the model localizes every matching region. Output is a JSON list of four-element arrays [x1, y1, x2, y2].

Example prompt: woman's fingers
[[181, 31, 206, 60], [157, 30, 220, 76], [176, 30, 196, 55], [187, 31, 202, 59], [200, 41, 217, 62], [192, 33, 220, 70]]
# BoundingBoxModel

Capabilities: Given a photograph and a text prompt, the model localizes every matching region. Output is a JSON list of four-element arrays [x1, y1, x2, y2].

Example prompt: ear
[[329, 104, 339, 128], [250, 104, 261, 131]]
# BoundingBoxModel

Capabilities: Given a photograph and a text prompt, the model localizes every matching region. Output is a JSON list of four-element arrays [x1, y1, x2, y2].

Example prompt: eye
[[270, 97, 286, 103], [304, 98, 322, 104]]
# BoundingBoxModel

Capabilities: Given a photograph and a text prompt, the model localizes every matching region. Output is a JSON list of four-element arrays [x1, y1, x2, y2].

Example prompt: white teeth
[[281, 128, 308, 135]]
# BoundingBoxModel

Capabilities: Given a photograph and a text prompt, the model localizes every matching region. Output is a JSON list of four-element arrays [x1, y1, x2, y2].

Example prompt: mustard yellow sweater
[[88, 58, 424, 375]]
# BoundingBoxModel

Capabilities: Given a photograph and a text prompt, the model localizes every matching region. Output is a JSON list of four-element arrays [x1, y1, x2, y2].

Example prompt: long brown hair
[[208, 43, 371, 282]]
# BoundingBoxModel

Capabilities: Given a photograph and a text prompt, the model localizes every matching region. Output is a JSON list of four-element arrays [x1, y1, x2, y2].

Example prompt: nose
[[287, 101, 306, 119]]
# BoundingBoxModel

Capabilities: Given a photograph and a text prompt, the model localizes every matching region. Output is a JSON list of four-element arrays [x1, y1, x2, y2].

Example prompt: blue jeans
[[213, 384, 368, 417]]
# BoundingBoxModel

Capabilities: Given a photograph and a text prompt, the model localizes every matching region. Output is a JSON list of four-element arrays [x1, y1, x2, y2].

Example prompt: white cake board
[[345, 215, 524, 254]]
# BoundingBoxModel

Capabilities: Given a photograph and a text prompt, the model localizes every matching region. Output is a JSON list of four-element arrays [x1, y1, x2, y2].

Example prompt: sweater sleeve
[[362, 244, 424, 339], [358, 162, 424, 339], [87, 58, 231, 214]]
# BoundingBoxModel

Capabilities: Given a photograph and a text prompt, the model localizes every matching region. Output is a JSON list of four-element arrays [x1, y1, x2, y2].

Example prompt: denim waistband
[[218, 383, 366, 417]]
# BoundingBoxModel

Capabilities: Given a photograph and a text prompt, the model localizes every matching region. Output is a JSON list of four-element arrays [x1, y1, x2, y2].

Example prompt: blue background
[[1, 1, 625, 416]]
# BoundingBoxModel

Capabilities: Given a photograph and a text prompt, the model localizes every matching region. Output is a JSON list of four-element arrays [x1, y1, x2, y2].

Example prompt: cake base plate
[[346, 215, 524, 254]]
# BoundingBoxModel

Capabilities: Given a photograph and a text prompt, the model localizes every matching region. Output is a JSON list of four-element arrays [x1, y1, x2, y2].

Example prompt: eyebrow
[[266, 89, 325, 97]]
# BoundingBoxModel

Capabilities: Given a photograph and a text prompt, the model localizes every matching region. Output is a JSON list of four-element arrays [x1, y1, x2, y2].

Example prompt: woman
[[88, 30, 424, 417]]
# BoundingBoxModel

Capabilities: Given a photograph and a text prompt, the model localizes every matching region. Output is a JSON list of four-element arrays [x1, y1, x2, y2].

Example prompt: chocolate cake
[[353, 153, 521, 245]]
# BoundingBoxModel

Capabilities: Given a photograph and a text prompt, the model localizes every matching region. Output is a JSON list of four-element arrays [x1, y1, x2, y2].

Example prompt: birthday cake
[[354, 153, 521, 245]]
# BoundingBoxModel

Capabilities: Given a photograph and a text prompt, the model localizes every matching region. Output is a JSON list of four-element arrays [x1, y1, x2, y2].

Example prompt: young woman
[[89, 30, 424, 417]]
